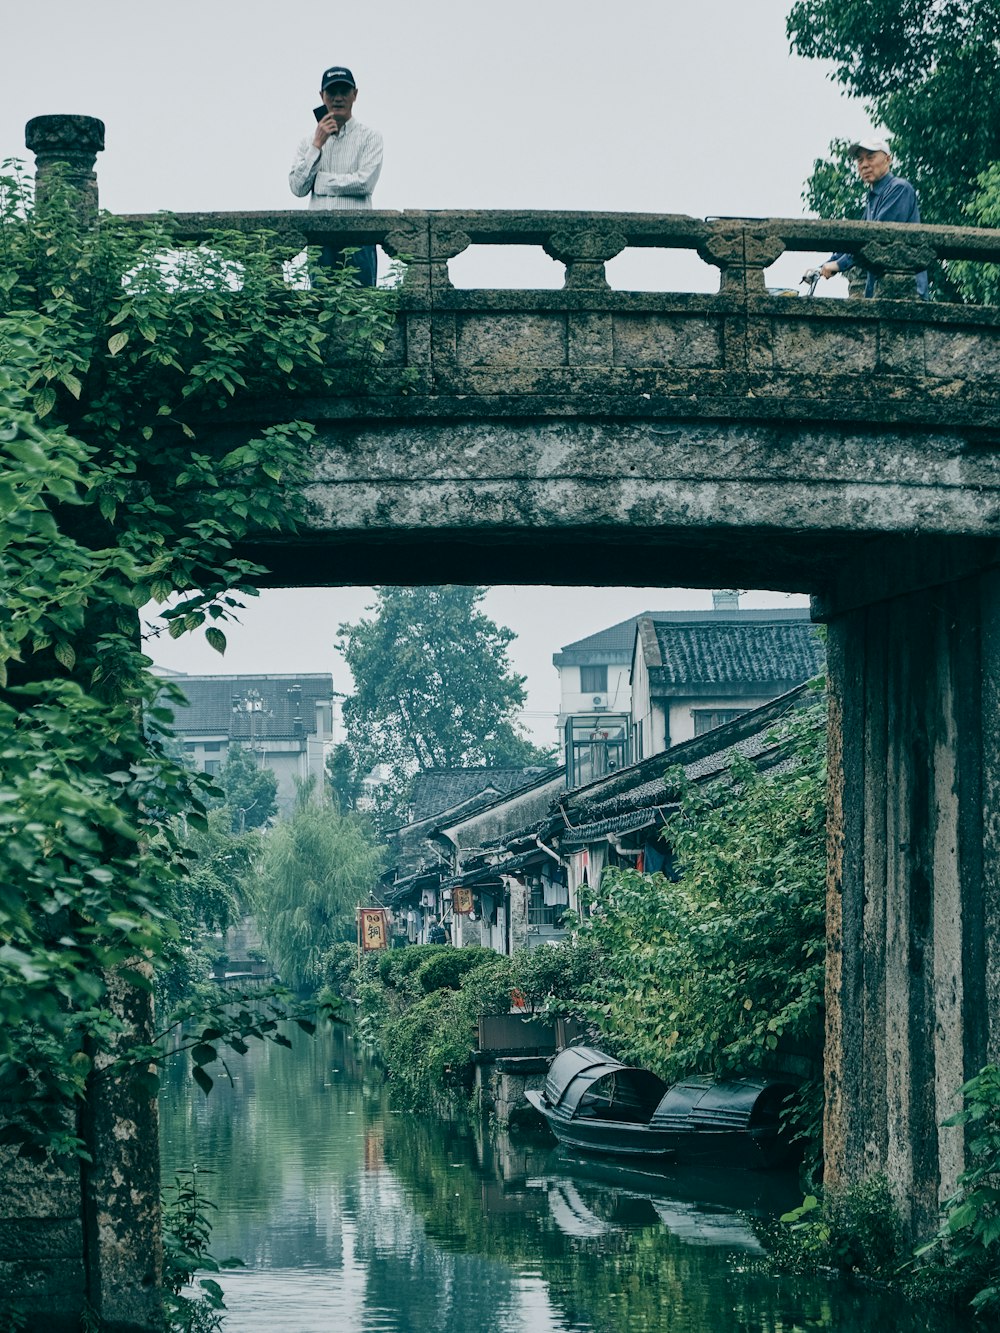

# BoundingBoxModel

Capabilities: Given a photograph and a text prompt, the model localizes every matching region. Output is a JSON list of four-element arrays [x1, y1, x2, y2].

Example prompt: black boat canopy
[[651, 1076, 793, 1133], [543, 1046, 668, 1121]]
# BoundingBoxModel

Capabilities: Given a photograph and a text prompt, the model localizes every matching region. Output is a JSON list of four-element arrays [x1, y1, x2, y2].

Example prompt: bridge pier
[[818, 544, 1000, 1237]]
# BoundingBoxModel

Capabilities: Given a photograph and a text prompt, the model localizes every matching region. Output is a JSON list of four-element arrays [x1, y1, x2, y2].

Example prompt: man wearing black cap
[[289, 66, 383, 288], [811, 138, 928, 298]]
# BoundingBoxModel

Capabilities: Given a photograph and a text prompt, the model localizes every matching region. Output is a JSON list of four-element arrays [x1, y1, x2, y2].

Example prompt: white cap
[[850, 138, 891, 157]]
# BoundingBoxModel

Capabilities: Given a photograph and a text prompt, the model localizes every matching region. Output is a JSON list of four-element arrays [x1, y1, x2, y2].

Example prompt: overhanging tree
[[0, 157, 398, 1168], [787, 0, 1000, 296], [336, 586, 555, 822]]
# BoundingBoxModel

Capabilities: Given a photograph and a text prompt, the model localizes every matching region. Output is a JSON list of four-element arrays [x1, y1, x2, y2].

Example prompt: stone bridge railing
[[110, 207, 1000, 432]]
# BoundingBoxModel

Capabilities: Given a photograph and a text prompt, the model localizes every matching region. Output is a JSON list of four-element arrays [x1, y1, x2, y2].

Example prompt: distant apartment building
[[155, 670, 336, 815]]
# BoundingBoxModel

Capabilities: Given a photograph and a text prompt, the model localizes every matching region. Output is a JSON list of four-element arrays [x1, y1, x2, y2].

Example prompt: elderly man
[[814, 138, 929, 298], [289, 65, 383, 288]]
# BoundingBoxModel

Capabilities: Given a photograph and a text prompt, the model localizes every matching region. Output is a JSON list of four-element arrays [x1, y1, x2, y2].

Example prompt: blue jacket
[[829, 172, 930, 298]]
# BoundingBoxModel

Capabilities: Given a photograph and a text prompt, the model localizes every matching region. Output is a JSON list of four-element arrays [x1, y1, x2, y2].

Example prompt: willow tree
[[252, 780, 384, 990]]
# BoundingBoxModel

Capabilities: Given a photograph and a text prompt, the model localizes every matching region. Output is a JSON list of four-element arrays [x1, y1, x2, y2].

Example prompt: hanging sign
[[452, 887, 475, 915], [359, 907, 389, 951]]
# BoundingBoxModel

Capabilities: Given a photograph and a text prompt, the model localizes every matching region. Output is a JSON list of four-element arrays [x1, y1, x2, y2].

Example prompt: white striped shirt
[[288, 117, 383, 211]]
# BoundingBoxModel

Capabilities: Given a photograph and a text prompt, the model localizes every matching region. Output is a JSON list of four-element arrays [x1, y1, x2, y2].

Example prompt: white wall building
[[155, 671, 336, 815]]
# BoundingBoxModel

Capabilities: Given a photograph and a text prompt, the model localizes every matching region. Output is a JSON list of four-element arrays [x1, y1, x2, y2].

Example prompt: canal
[[159, 1025, 965, 1331]]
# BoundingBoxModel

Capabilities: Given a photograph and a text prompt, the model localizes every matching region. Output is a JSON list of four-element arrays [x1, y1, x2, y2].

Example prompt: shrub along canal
[[159, 1026, 968, 1331]]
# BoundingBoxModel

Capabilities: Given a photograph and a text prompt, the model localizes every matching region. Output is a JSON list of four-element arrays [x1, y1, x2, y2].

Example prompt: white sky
[[2, 1, 871, 746]]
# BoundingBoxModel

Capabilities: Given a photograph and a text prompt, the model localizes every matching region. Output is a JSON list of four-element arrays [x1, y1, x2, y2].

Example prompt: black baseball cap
[[320, 66, 357, 91]]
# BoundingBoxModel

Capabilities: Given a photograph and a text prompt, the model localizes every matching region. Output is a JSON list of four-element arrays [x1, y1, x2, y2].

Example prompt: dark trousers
[[316, 243, 378, 289]]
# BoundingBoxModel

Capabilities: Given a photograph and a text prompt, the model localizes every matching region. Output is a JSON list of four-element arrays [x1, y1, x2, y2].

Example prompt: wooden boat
[[524, 1045, 796, 1168]]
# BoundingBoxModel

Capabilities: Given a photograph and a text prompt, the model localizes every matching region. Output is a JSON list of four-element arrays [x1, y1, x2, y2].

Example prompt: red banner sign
[[359, 907, 388, 951], [452, 887, 475, 915]]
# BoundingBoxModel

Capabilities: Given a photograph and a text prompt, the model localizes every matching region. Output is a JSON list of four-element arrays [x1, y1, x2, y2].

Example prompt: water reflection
[[159, 1027, 967, 1332]]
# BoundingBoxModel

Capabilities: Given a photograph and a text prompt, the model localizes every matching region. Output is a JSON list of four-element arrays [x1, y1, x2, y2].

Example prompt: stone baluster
[[25, 114, 105, 220], [384, 220, 472, 293], [542, 225, 628, 289], [855, 235, 937, 300], [697, 221, 786, 295], [383, 219, 432, 292]]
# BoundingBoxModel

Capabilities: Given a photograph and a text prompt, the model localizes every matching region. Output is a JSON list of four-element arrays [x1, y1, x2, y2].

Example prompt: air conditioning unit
[[591, 694, 608, 711]]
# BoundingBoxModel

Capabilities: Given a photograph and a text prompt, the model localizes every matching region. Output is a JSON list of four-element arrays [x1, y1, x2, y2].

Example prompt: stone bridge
[[124, 201, 1000, 595], [11, 117, 1000, 1329]]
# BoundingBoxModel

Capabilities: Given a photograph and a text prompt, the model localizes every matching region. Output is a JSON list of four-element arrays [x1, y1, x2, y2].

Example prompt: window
[[580, 664, 608, 694], [564, 714, 630, 787], [527, 882, 558, 928], [202, 741, 222, 753], [204, 759, 221, 776], [693, 708, 745, 736]]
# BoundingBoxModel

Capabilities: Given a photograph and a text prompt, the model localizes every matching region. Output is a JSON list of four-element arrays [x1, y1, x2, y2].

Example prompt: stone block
[[455, 314, 567, 367], [611, 314, 722, 368], [0, 1144, 79, 1220], [925, 328, 1000, 380], [765, 319, 877, 373]]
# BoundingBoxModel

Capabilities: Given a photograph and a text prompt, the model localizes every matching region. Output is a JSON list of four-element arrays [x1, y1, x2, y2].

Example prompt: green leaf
[[192, 1066, 214, 1096], [191, 1042, 217, 1067], [33, 386, 56, 418], [53, 641, 76, 671], [205, 627, 227, 655], [107, 331, 129, 356]]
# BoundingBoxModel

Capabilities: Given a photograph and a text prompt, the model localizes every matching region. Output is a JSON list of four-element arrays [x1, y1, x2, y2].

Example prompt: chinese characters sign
[[452, 887, 474, 915], [359, 907, 388, 951]]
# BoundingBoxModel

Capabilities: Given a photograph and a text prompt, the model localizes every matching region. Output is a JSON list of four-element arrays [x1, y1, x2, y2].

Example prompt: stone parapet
[[109, 209, 1000, 433]]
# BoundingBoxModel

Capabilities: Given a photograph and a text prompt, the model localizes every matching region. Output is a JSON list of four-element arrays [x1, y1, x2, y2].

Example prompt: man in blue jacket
[[814, 138, 929, 298]]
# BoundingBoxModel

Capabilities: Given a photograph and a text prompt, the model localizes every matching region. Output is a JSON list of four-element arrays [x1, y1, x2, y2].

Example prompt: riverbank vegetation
[[331, 697, 827, 1157]]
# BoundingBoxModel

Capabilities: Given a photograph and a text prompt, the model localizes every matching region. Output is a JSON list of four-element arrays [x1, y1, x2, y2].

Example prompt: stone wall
[[0, 1146, 84, 1332]]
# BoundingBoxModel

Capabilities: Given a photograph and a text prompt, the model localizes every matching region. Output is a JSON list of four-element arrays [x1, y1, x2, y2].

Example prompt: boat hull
[[524, 1090, 783, 1167]]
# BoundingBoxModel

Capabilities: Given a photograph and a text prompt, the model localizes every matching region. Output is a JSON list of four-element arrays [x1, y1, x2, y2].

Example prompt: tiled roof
[[408, 766, 558, 823], [552, 612, 672, 664], [647, 618, 824, 690], [160, 673, 333, 742], [553, 607, 813, 666]]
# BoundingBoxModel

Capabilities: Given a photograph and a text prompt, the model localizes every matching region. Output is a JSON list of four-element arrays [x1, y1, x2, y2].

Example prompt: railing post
[[24, 114, 105, 220], [856, 236, 936, 300], [543, 225, 628, 290], [697, 221, 785, 296]]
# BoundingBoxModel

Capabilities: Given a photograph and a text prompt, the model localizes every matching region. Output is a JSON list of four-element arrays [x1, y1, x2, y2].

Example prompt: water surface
[[159, 1026, 969, 1332]]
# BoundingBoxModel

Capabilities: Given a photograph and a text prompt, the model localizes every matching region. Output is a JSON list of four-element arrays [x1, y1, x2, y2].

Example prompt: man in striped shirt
[[289, 65, 383, 288]]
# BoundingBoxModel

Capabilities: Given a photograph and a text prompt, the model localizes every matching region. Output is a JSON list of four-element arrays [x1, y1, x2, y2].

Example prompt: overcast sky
[[3, 1, 869, 746]]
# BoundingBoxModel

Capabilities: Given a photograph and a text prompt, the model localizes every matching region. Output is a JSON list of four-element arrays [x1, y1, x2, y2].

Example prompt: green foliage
[[912, 1064, 1000, 1316], [0, 159, 397, 1161], [415, 946, 490, 993], [162, 1167, 241, 1333], [251, 779, 385, 990], [215, 745, 277, 831], [769, 1176, 906, 1277], [351, 938, 598, 1112], [951, 164, 1000, 306], [336, 586, 556, 826], [788, 0, 1000, 232], [571, 698, 827, 1150]]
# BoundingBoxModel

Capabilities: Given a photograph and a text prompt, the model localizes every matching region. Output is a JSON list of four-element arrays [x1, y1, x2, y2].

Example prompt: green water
[[158, 1026, 970, 1332]]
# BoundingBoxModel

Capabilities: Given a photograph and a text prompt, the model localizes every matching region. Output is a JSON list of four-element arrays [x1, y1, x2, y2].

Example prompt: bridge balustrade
[[113, 208, 1000, 431]]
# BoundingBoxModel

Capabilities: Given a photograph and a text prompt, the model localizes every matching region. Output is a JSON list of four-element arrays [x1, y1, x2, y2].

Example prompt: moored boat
[[525, 1045, 796, 1168]]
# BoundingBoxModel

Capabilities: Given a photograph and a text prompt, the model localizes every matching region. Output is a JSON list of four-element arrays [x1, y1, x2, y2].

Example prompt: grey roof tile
[[647, 620, 825, 689], [160, 673, 333, 743]]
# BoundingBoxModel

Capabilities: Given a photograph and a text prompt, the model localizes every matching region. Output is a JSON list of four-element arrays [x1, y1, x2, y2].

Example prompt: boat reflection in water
[[525, 1045, 798, 1168], [528, 1150, 804, 1255]]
